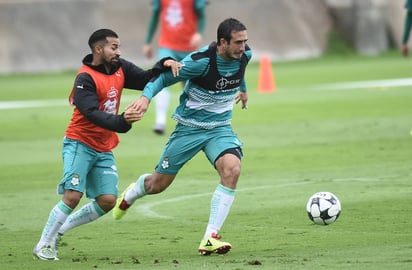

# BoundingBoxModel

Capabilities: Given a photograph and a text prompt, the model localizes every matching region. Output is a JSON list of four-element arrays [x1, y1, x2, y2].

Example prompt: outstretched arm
[[143, 2, 160, 59], [123, 58, 182, 90], [125, 60, 183, 115], [190, 1, 207, 48], [126, 53, 207, 117]]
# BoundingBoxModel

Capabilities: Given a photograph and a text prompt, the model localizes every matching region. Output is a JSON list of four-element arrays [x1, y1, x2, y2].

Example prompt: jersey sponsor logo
[[165, 0, 183, 28], [104, 87, 119, 115], [103, 165, 119, 176], [216, 77, 241, 90], [103, 170, 118, 176], [107, 87, 118, 99]]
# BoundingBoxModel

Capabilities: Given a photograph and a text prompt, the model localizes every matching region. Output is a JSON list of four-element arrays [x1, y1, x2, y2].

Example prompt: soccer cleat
[[33, 244, 59, 261], [198, 233, 232, 255], [153, 124, 165, 135], [153, 128, 165, 135], [112, 183, 135, 220]]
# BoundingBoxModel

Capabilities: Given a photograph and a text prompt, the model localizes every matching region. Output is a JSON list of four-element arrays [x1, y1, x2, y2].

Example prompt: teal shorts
[[57, 137, 118, 199], [155, 124, 243, 174]]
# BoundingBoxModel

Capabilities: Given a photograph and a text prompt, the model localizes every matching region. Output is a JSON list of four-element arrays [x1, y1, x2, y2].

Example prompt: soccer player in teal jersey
[[113, 18, 251, 255], [402, 0, 412, 57]]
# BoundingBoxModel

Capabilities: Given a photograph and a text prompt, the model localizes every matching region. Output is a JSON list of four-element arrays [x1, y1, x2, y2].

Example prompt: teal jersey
[[406, 0, 412, 10], [142, 45, 252, 129], [404, 0, 412, 44]]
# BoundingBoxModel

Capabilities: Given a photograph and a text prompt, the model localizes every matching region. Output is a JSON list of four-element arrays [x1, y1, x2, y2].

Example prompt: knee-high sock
[[58, 201, 106, 235], [36, 200, 72, 248], [154, 88, 170, 127], [203, 184, 235, 239], [124, 173, 150, 205]]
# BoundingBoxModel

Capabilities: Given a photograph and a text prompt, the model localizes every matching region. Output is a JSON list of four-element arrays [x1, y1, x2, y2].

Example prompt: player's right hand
[[126, 96, 150, 116], [123, 108, 143, 124]]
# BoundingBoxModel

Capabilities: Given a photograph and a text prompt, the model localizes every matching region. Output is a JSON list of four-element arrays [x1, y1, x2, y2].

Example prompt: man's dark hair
[[88, 29, 118, 50], [217, 18, 247, 45]]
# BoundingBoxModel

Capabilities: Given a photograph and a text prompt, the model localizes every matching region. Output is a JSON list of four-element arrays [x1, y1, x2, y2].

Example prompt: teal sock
[[37, 200, 73, 248], [203, 184, 235, 239], [124, 173, 150, 204], [58, 201, 105, 234]]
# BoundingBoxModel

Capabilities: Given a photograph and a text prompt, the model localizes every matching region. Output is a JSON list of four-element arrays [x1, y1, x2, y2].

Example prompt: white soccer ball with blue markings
[[306, 192, 341, 225]]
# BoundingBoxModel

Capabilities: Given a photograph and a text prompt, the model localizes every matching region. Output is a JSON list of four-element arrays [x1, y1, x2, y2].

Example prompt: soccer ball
[[306, 192, 341, 225]]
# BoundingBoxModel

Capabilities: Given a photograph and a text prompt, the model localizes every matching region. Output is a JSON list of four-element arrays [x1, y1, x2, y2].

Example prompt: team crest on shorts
[[71, 174, 80, 186], [161, 157, 169, 169]]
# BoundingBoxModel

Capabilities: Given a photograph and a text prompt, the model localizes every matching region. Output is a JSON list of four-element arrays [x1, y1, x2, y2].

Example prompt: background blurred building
[[0, 0, 406, 73]]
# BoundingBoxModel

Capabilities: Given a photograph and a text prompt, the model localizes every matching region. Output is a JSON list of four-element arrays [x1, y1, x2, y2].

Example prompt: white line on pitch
[[0, 96, 136, 110], [311, 78, 412, 90], [1, 78, 412, 110], [134, 181, 310, 219]]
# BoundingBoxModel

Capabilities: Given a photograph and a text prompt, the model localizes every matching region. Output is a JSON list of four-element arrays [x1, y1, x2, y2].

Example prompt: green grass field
[[1, 51, 412, 269]]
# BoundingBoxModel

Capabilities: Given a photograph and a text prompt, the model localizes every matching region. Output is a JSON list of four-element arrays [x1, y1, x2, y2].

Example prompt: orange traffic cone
[[258, 55, 276, 93]]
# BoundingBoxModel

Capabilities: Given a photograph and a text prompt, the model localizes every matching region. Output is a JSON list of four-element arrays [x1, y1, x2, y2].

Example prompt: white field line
[[311, 78, 412, 90], [1, 78, 411, 110], [0, 96, 136, 110], [133, 177, 378, 220], [134, 181, 312, 219], [0, 99, 68, 109]]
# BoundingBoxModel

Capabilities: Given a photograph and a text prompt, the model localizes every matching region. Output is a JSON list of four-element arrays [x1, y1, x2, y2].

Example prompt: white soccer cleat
[[33, 244, 59, 261]]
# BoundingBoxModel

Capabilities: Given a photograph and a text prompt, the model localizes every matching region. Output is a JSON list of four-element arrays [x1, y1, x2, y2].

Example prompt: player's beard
[[102, 56, 120, 70], [108, 56, 119, 66], [228, 52, 243, 60], [224, 48, 243, 60], [111, 56, 120, 64], [231, 51, 243, 60]]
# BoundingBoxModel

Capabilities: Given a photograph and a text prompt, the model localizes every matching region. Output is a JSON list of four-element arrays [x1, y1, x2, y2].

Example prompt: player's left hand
[[164, 59, 184, 77], [235, 91, 248, 109]]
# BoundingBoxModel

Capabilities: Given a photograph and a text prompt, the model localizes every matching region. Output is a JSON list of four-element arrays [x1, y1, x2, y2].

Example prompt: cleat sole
[[216, 245, 231, 254], [198, 245, 231, 256]]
